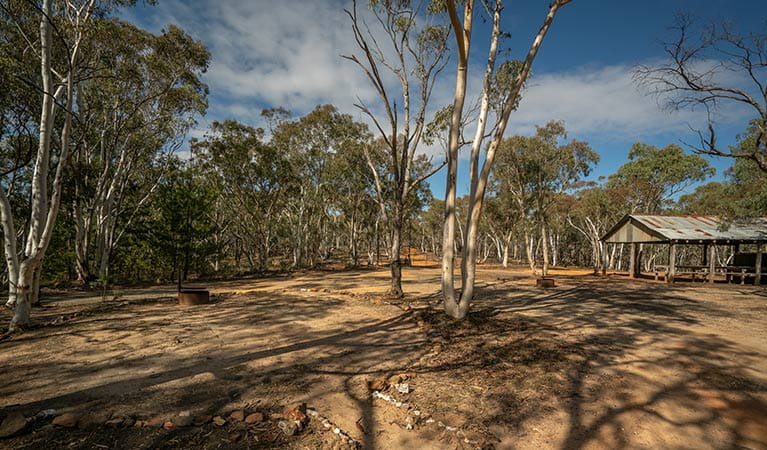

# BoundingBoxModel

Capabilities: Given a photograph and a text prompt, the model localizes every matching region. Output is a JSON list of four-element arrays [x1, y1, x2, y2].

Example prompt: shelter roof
[[601, 214, 767, 244]]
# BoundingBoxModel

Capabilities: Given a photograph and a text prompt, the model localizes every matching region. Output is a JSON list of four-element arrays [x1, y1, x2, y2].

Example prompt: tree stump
[[178, 289, 210, 306], [536, 278, 555, 288]]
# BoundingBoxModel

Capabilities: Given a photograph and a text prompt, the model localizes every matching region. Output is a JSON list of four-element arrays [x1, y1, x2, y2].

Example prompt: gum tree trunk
[[441, 0, 571, 319]]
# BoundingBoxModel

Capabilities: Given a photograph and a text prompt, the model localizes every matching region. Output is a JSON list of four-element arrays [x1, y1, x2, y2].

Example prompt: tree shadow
[[1, 275, 765, 449]]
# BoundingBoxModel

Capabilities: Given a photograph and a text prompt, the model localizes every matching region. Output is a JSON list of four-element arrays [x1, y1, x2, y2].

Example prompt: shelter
[[601, 214, 767, 284]]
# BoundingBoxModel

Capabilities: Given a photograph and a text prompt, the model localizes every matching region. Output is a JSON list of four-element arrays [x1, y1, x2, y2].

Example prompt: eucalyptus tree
[[606, 143, 713, 214], [635, 14, 767, 171], [70, 21, 209, 285], [679, 130, 767, 217], [325, 133, 378, 266], [192, 120, 288, 272], [493, 122, 598, 276], [272, 105, 370, 268], [0, 0, 134, 331], [440, 0, 573, 319], [567, 185, 625, 274], [342, 0, 449, 297]]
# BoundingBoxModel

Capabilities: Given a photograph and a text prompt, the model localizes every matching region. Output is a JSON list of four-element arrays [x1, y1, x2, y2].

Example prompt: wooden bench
[[654, 265, 725, 283]]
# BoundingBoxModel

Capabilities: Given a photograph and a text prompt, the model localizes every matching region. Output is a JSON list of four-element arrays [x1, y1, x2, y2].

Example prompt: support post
[[702, 244, 708, 266], [668, 243, 676, 283], [601, 242, 607, 276], [629, 243, 637, 279], [709, 244, 716, 284], [756, 243, 762, 287]]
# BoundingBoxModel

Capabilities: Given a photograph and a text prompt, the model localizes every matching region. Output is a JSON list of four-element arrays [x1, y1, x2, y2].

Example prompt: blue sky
[[122, 0, 766, 199]]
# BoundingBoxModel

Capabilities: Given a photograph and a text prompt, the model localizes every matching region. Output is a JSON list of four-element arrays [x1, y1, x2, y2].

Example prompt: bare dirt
[[1, 263, 766, 449]]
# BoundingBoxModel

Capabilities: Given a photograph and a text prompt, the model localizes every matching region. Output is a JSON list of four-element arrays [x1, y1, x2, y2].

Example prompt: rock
[[162, 421, 174, 430], [212, 416, 226, 426], [178, 410, 191, 417], [34, 409, 56, 419], [193, 415, 212, 426], [228, 431, 243, 442], [366, 379, 388, 392], [278, 420, 298, 436], [145, 417, 165, 428], [172, 415, 194, 427], [269, 413, 284, 421], [77, 412, 109, 430], [244, 413, 263, 424], [52, 413, 80, 428], [0, 412, 27, 438], [229, 410, 245, 422], [284, 403, 307, 424], [395, 383, 410, 394], [105, 417, 125, 428]]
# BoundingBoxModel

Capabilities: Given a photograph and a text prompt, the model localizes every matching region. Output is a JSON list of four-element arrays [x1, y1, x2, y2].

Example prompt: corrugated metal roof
[[602, 214, 767, 243]]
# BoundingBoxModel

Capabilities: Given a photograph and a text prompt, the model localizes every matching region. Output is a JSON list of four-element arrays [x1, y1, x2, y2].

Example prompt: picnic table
[[653, 264, 758, 284]]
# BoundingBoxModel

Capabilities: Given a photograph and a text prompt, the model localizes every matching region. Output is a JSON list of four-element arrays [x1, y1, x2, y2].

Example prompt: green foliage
[[679, 158, 767, 217], [607, 143, 713, 213], [153, 161, 217, 281]]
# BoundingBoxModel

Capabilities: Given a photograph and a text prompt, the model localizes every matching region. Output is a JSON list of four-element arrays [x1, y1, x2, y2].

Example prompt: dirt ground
[[1, 263, 766, 449]]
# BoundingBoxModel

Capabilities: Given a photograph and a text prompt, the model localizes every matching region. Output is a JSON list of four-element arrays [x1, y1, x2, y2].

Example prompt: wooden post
[[756, 243, 762, 286], [702, 244, 708, 266], [601, 242, 608, 276], [629, 243, 637, 278], [668, 243, 676, 283], [709, 244, 716, 284]]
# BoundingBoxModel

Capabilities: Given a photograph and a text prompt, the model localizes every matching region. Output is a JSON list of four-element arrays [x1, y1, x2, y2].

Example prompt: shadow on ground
[[0, 273, 765, 449]]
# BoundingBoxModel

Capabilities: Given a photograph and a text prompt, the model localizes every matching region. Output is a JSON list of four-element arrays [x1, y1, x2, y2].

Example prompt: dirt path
[[1, 266, 766, 449]]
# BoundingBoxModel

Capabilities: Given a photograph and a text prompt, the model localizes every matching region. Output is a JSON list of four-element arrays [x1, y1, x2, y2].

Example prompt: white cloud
[[131, 0, 386, 119], [506, 63, 754, 141], [122, 1, 755, 163]]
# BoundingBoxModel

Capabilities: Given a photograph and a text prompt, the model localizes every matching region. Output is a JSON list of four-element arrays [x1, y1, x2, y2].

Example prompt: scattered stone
[[277, 420, 298, 436], [193, 415, 212, 426], [145, 417, 165, 428], [162, 421, 174, 430], [0, 412, 27, 438], [366, 379, 388, 392], [395, 383, 410, 394], [178, 410, 191, 417], [52, 413, 79, 428], [34, 409, 56, 419], [228, 431, 243, 442], [105, 417, 125, 428], [244, 413, 264, 424], [229, 410, 245, 422], [284, 403, 307, 423], [172, 415, 194, 427], [76, 413, 107, 430], [212, 416, 226, 426]]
